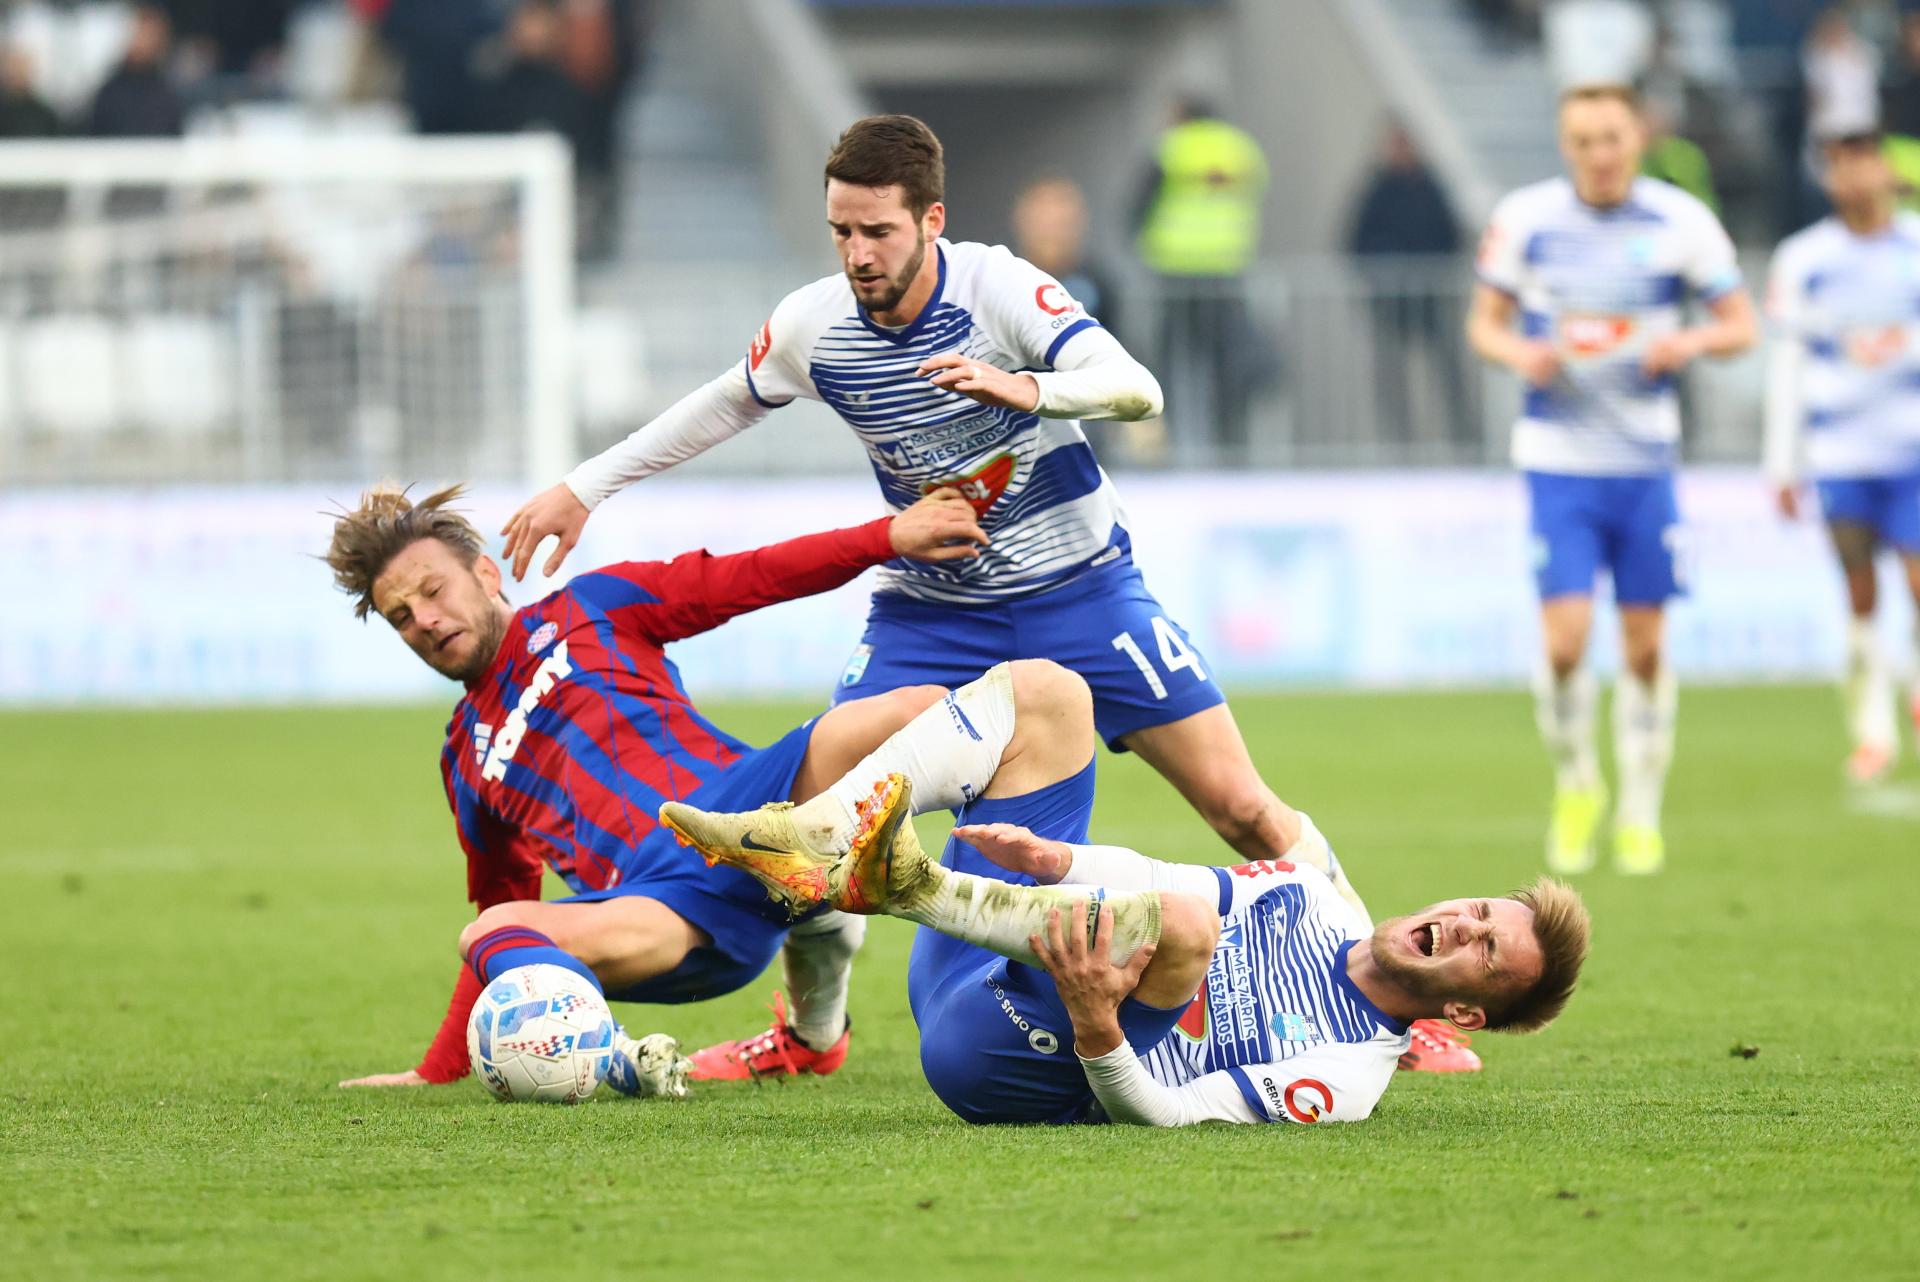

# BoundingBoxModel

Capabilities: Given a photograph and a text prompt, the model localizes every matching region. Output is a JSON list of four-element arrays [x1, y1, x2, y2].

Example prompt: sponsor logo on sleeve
[[749, 319, 773, 370], [1229, 860, 1295, 879], [1034, 283, 1079, 317], [1282, 1077, 1334, 1124]]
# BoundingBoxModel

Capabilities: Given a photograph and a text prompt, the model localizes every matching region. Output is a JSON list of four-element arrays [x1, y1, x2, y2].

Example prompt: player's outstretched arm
[[501, 364, 777, 581], [611, 489, 988, 645], [917, 327, 1164, 422]]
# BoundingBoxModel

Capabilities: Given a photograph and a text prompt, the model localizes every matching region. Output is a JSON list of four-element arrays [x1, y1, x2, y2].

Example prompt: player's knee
[[888, 684, 948, 724], [1155, 891, 1220, 968], [1196, 778, 1274, 847], [458, 902, 537, 959], [1008, 658, 1090, 719]]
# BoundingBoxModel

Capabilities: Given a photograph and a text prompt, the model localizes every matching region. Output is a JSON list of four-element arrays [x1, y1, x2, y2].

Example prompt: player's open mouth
[[1412, 922, 1437, 957]]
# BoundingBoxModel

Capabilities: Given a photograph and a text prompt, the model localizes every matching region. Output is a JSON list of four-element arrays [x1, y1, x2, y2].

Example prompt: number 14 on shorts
[[1111, 617, 1207, 700]]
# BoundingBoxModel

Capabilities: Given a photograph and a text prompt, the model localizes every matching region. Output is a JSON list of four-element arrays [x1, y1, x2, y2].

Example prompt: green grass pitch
[[4, 686, 1916, 1281]]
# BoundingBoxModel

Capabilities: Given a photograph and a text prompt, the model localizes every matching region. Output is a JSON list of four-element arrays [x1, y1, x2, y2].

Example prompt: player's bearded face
[[826, 180, 940, 318], [848, 234, 926, 316], [1368, 898, 1538, 1012], [374, 540, 509, 683]]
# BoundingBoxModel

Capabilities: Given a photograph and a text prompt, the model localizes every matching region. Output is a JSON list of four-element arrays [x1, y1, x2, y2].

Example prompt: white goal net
[[0, 133, 574, 487]]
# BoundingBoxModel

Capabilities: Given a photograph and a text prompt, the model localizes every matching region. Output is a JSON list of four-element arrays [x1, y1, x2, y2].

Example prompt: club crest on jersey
[[526, 620, 559, 655]]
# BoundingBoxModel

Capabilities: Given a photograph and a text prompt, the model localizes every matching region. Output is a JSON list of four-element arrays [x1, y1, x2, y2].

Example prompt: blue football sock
[[466, 926, 602, 992]]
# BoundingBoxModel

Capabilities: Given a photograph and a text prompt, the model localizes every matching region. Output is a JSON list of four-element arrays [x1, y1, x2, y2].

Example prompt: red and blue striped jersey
[[437, 517, 897, 910], [414, 517, 895, 1084]]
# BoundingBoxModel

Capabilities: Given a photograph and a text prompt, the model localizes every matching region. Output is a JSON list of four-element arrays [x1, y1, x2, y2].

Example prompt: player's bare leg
[[1613, 605, 1674, 875], [1833, 522, 1897, 782], [1120, 705, 1366, 920], [1536, 594, 1604, 874], [459, 896, 708, 991]]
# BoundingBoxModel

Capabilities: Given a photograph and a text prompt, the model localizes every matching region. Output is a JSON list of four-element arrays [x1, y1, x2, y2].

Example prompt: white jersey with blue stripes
[[1478, 176, 1743, 475], [1136, 860, 1409, 1125], [743, 239, 1127, 604], [1767, 213, 1920, 477]]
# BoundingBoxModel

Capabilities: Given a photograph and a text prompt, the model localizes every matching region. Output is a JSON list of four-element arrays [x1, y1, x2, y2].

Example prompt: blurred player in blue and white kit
[[1765, 130, 1920, 783], [1468, 84, 1756, 875], [500, 114, 1404, 1069]]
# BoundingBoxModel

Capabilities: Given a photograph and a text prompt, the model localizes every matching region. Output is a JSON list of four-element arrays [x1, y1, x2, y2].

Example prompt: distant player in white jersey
[[661, 662, 1590, 1126], [1765, 130, 1920, 783], [1467, 84, 1756, 876], [501, 115, 1409, 1073]]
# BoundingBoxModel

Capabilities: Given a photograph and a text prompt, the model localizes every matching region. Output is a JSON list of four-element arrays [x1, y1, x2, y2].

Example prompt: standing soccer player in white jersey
[[498, 114, 1413, 1073], [1766, 130, 1920, 783], [1467, 84, 1756, 876], [659, 662, 1591, 1126]]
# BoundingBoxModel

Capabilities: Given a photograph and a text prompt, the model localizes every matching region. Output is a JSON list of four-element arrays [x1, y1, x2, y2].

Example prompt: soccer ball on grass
[[467, 963, 617, 1103]]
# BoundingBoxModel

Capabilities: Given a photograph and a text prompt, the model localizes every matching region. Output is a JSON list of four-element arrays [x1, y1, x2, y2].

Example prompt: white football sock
[[1845, 615, 1896, 751], [789, 663, 1018, 853], [1613, 667, 1677, 830], [1534, 664, 1600, 792], [781, 910, 865, 1050], [895, 862, 1162, 968]]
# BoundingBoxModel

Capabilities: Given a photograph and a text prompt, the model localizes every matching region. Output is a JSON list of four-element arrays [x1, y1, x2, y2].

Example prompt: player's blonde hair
[[1487, 876, 1591, 1034], [324, 482, 484, 620]]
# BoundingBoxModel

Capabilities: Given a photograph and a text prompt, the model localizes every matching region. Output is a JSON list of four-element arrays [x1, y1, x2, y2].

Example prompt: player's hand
[[1514, 341, 1562, 387], [953, 822, 1070, 883], [1774, 482, 1802, 521], [917, 353, 1041, 412], [1031, 902, 1157, 1058], [889, 486, 990, 562], [500, 482, 591, 582], [338, 1069, 430, 1088], [1641, 331, 1703, 377]]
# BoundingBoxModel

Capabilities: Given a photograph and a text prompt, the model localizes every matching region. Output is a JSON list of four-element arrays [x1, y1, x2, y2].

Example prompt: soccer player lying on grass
[[664, 663, 1591, 1125], [323, 482, 994, 1094]]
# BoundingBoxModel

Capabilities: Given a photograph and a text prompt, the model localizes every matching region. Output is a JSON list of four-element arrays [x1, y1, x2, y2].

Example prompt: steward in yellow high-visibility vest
[[1136, 105, 1269, 279]]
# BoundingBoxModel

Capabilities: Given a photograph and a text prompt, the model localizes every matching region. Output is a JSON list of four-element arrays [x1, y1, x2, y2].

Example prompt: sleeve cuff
[[1225, 1065, 1277, 1122]]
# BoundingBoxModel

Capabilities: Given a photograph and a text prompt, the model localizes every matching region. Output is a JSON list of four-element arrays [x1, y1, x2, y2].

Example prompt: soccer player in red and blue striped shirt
[[324, 483, 985, 1091]]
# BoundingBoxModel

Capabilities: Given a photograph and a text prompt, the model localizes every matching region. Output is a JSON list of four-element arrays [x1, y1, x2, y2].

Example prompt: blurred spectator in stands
[[1804, 7, 1881, 142], [1347, 123, 1474, 452], [1639, 97, 1720, 210], [380, 0, 504, 134], [1543, 0, 1655, 87], [480, 1, 589, 144], [1134, 96, 1272, 462], [87, 5, 183, 137], [163, 0, 296, 102], [1460, 0, 1541, 49], [1013, 177, 1121, 340], [1881, 10, 1920, 135], [0, 43, 60, 138]]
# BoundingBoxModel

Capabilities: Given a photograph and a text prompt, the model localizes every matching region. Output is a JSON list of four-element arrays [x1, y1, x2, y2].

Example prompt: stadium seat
[[574, 306, 650, 431], [19, 316, 120, 436], [124, 315, 235, 436]]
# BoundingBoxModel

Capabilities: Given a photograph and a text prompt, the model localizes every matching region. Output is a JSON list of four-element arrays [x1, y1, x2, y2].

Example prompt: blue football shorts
[[560, 719, 817, 1005], [1816, 472, 1920, 553], [830, 555, 1226, 751], [1524, 470, 1685, 605]]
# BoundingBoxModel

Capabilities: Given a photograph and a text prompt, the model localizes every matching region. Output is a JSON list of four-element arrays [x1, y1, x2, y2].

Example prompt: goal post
[[0, 132, 575, 487]]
